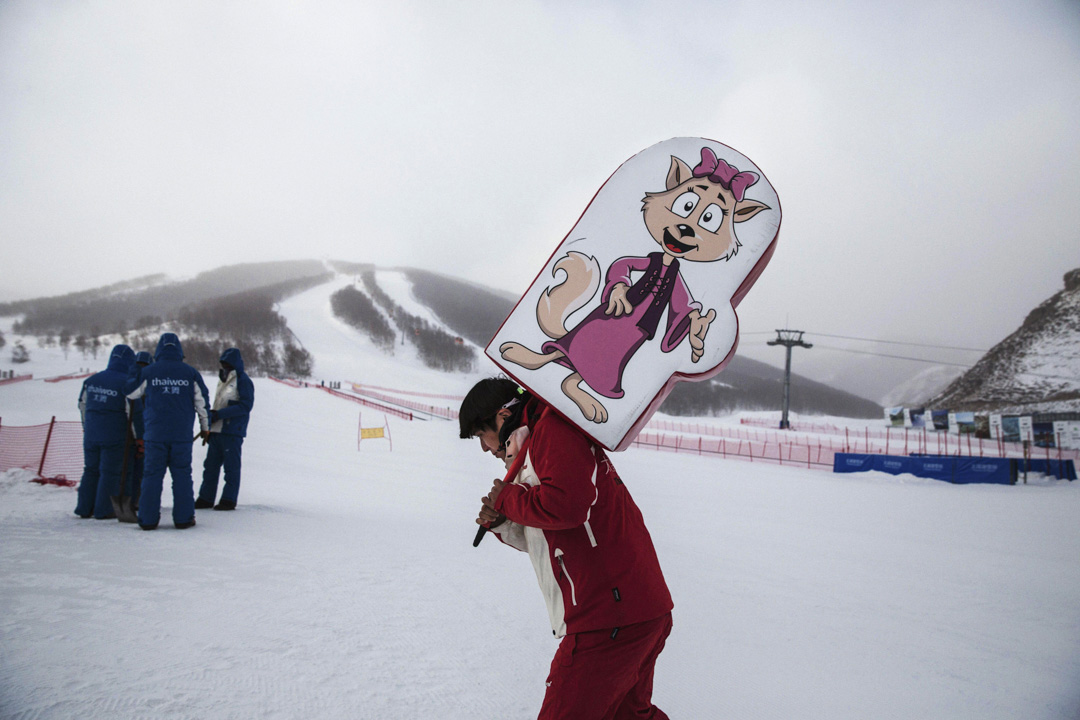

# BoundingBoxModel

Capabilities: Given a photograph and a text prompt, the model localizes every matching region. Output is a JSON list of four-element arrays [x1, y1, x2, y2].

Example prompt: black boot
[[194, 498, 213, 510], [139, 523, 158, 531], [213, 499, 236, 511], [175, 518, 196, 530]]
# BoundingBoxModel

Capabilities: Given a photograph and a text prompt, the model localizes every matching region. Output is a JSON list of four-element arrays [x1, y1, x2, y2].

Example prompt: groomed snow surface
[[2, 274, 1079, 719]]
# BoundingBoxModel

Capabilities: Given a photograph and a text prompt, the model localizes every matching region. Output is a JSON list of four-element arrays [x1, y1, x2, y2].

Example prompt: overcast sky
[[2, 0, 1078, 382]]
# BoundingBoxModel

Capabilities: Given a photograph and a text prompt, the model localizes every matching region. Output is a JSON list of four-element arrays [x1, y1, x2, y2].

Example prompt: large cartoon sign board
[[486, 137, 781, 451]]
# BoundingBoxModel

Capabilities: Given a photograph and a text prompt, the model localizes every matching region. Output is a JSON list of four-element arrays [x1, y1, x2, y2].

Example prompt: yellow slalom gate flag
[[358, 411, 393, 451]]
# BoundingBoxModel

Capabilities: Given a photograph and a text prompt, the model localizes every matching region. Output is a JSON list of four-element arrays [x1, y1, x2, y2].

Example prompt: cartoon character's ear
[[732, 200, 770, 223], [666, 156, 695, 191]]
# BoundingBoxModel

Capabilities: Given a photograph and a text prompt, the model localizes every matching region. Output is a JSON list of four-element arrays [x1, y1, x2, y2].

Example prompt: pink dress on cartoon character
[[542, 254, 701, 399]]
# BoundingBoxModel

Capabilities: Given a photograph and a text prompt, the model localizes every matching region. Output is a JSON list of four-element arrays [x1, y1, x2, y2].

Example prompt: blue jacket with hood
[[213, 347, 254, 438], [125, 334, 211, 443], [79, 344, 135, 443]]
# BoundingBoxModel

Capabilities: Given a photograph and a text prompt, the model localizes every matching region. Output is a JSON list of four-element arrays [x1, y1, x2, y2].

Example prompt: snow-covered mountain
[[928, 269, 1080, 413]]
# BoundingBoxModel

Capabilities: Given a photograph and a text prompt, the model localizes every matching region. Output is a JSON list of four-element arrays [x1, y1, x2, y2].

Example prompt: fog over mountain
[[0, 261, 883, 418], [7, 260, 1079, 418]]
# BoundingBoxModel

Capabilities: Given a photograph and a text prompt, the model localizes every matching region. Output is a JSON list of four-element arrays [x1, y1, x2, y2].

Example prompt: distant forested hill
[[4, 260, 330, 336], [0, 274, 168, 317], [1, 260, 328, 377], [403, 268, 519, 347], [661, 355, 883, 418]]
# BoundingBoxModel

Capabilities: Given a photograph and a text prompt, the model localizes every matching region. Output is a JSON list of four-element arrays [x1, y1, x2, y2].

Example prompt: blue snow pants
[[75, 440, 124, 519], [198, 433, 243, 505], [139, 440, 195, 527]]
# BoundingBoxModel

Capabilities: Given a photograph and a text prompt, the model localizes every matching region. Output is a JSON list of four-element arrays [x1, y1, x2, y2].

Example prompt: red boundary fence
[[269, 377, 414, 420], [258, 378, 1080, 473], [352, 383, 464, 402], [44, 372, 94, 383], [317, 386, 413, 420], [736, 416, 1079, 463], [0, 374, 34, 386], [632, 429, 836, 469], [350, 383, 457, 420], [0, 417, 82, 486]]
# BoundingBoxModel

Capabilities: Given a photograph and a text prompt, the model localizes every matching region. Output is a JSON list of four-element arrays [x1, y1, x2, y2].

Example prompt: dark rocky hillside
[[928, 269, 1080, 413]]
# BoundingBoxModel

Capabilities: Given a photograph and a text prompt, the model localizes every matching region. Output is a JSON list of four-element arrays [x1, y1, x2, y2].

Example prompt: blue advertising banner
[[1022, 458, 1078, 480], [834, 454, 1014, 484], [835, 453, 1077, 483]]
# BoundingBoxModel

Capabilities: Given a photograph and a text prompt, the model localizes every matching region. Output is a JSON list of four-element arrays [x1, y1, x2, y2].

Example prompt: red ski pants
[[538, 612, 672, 720]]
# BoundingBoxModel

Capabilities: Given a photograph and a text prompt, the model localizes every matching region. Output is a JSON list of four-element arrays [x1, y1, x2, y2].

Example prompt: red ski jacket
[[492, 399, 673, 637]]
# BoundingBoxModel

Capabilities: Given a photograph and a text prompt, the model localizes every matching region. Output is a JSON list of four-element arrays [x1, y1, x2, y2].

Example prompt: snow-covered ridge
[[930, 269, 1080, 413]]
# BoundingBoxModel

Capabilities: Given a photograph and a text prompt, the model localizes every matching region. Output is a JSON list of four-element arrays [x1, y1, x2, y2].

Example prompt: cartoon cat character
[[499, 147, 770, 423]]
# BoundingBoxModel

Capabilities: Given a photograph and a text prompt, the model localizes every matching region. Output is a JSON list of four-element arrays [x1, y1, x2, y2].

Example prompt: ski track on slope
[[275, 273, 493, 394]]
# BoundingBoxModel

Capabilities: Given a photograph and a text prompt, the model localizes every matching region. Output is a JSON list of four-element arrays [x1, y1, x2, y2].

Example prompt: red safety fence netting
[[268, 377, 416, 420], [0, 374, 34, 386], [352, 383, 465, 402], [351, 384, 457, 420], [44, 372, 94, 383], [737, 416, 1080, 462], [0, 418, 83, 486], [632, 430, 836, 469], [319, 386, 413, 420], [649, 417, 929, 456]]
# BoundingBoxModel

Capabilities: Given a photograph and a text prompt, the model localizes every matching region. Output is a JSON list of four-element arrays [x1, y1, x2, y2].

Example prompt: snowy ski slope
[[1, 280, 1079, 719]]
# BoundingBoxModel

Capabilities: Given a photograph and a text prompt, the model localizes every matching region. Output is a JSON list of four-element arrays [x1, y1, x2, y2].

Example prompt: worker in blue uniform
[[196, 347, 255, 511], [75, 344, 135, 519], [125, 333, 210, 530]]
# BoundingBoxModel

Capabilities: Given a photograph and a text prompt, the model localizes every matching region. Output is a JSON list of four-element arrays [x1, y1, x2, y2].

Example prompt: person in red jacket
[[460, 378, 673, 720]]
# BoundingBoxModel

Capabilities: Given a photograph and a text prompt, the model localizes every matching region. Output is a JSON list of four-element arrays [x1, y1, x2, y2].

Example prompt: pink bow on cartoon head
[[692, 147, 759, 202]]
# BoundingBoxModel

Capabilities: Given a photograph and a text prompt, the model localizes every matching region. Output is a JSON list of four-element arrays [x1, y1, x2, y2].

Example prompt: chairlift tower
[[767, 329, 812, 430]]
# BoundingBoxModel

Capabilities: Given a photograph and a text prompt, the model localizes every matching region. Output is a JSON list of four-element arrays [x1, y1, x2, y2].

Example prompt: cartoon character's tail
[[536, 251, 601, 339]]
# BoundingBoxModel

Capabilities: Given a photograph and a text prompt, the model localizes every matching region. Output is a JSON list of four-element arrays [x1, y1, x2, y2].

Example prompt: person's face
[[474, 409, 510, 459]]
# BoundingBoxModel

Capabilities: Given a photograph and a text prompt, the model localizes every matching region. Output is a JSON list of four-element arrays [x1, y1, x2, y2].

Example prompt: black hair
[[458, 377, 529, 440]]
